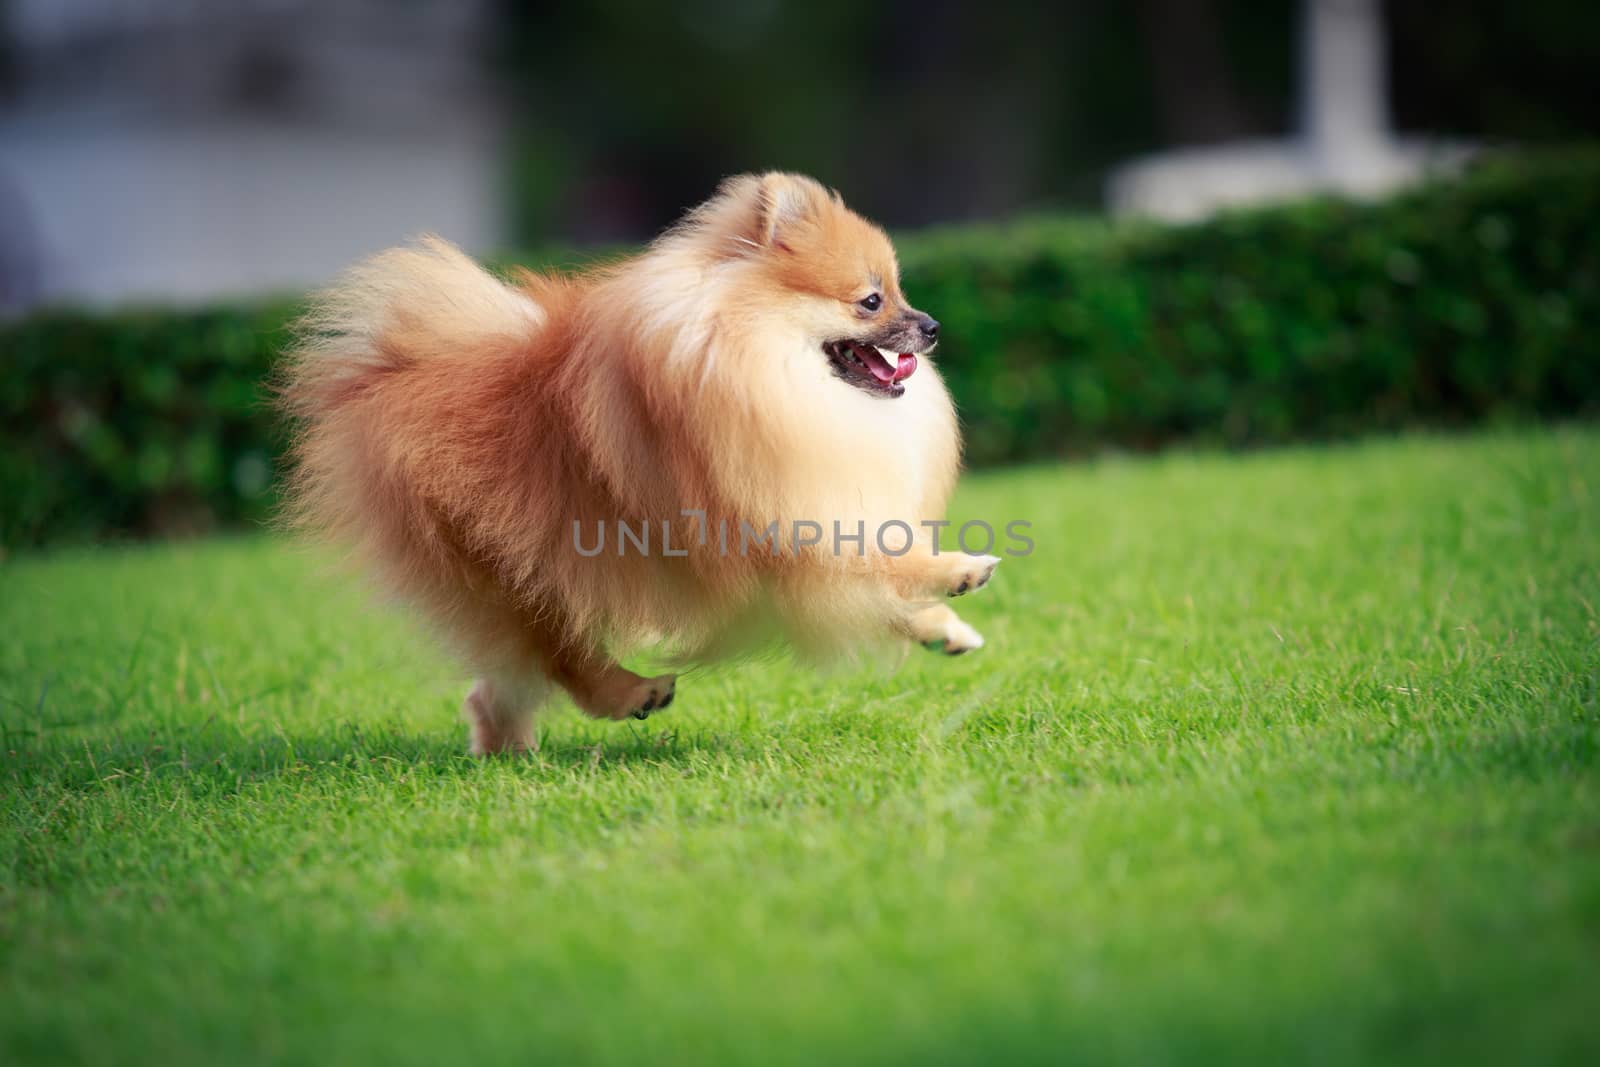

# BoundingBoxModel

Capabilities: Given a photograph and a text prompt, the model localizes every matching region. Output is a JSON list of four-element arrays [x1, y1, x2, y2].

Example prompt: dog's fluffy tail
[[280, 235, 543, 413], [276, 235, 546, 549]]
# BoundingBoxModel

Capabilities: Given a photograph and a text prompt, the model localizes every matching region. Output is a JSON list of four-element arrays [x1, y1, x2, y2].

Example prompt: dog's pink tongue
[[860, 345, 899, 384], [857, 344, 919, 385]]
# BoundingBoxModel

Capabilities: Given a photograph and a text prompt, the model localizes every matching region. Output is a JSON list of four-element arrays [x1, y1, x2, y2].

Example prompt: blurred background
[[1, 0, 1598, 545], [2, 0, 1596, 309]]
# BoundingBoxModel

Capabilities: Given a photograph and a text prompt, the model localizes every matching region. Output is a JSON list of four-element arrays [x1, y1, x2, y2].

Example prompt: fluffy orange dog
[[281, 172, 1000, 754]]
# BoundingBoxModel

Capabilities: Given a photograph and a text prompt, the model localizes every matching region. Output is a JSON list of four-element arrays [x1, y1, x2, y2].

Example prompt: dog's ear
[[754, 173, 829, 250], [693, 172, 835, 257]]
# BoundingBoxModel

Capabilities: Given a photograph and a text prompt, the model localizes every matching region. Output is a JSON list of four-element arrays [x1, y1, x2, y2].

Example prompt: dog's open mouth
[[823, 340, 918, 398]]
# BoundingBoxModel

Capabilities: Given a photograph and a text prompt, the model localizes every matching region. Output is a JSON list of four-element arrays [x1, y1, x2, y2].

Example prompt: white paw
[[922, 617, 986, 656], [948, 554, 1000, 597]]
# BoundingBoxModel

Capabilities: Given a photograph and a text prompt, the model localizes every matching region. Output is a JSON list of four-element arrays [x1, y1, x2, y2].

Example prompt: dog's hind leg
[[544, 647, 676, 723], [463, 673, 549, 755], [502, 602, 675, 724], [904, 602, 986, 656]]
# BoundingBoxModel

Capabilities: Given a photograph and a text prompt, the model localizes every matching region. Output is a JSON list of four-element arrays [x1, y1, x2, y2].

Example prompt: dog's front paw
[[921, 616, 986, 656], [947, 554, 1000, 597], [907, 603, 987, 657]]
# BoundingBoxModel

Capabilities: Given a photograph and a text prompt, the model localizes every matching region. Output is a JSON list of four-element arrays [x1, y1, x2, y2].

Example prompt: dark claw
[[641, 693, 658, 712], [658, 690, 674, 709], [954, 579, 969, 595]]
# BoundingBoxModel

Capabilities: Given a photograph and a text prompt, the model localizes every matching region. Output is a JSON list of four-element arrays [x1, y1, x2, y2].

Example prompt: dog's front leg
[[902, 602, 986, 655], [878, 541, 1000, 601]]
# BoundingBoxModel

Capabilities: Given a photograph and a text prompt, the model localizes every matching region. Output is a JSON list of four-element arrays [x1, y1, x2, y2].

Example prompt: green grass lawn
[[3, 428, 1598, 1066]]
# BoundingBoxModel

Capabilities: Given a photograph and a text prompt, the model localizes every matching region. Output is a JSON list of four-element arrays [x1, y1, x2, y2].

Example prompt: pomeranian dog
[[281, 172, 1001, 754]]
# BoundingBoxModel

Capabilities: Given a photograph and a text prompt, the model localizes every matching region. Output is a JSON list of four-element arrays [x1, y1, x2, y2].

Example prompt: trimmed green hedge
[[3, 304, 295, 547], [4, 149, 1598, 546]]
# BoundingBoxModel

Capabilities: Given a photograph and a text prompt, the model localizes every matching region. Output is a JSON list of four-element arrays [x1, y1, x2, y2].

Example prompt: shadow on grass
[[1, 715, 746, 799]]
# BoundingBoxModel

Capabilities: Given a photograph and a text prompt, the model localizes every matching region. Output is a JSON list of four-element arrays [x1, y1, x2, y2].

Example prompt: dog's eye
[[858, 293, 882, 312]]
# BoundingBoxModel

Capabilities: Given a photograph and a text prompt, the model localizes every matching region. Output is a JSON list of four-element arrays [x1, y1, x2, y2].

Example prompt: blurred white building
[[0, 0, 505, 312], [1108, 0, 1474, 221]]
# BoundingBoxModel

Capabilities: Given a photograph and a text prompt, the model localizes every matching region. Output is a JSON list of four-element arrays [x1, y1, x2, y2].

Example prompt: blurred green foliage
[[492, 1, 1600, 241], [2, 149, 1596, 548]]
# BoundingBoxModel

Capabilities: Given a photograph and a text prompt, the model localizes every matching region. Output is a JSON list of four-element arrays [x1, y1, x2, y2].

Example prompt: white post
[[1301, 0, 1392, 186]]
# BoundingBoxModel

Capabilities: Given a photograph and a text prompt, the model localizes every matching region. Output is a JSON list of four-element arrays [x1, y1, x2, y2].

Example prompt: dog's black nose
[[919, 316, 940, 342]]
